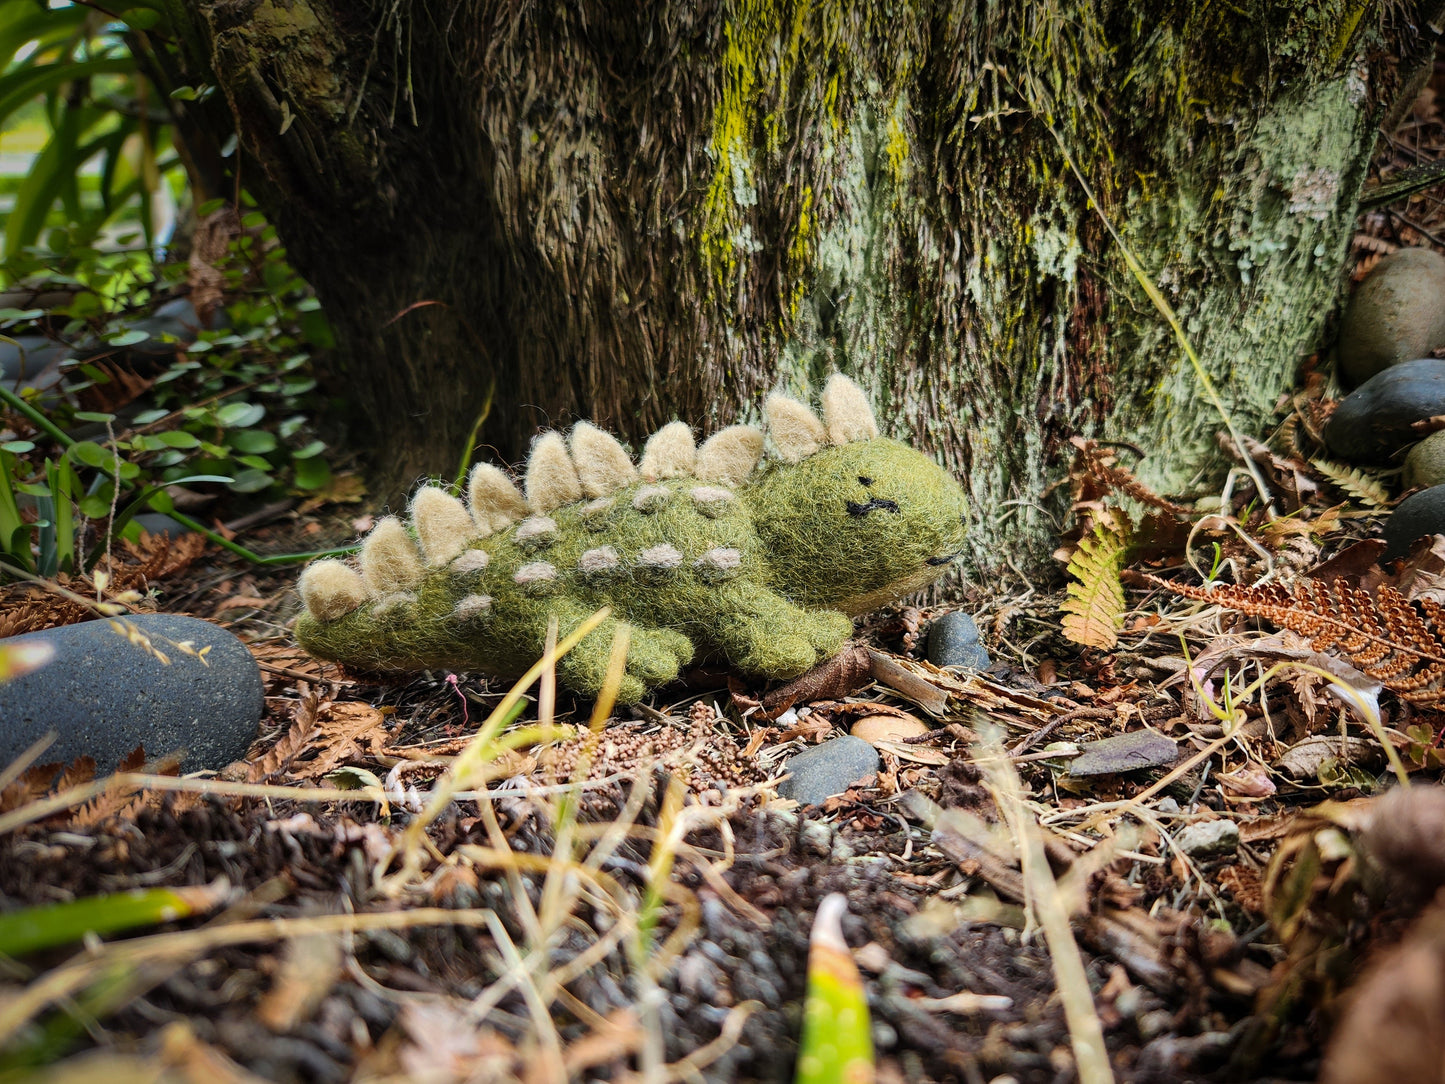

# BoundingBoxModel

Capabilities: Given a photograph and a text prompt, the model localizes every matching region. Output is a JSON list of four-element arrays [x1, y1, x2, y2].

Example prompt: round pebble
[[1338, 247, 1445, 386], [1173, 819, 1240, 860], [777, 736, 880, 807], [850, 712, 930, 745], [1404, 430, 1445, 490], [1322, 358, 1445, 464], [1383, 483, 1445, 561], [926, 610, 991, 670], [0, 613, 263, 773]]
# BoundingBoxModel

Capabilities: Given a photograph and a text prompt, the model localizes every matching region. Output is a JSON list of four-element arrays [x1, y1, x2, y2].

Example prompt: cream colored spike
[[569, 421, 639, 498], [764, 393, 827, 463], [467, 463, 530, 534], [639, 421, 696, 480], [360, 516, 424, 596], [524, 432, 583, 511], [298, 559, 367, 621], [695, 425, 764, 486], [821, 373, 879, 445], [410, 486, 475, 566]]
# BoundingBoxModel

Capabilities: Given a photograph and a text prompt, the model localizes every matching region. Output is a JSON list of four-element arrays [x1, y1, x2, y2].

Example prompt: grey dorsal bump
[[452, 594, 493, 621], [632, 485, 672, 514], [637, 544, 683, 571], [695, 546, 743, 584], [577, 546, 621, 575], [515, 515, 559, 550], [450, 549, 491, 575], [690, 486, 734, 519]]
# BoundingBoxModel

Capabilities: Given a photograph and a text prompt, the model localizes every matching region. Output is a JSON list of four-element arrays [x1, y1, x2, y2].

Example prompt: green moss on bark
[[169, 0, 1418, 575]]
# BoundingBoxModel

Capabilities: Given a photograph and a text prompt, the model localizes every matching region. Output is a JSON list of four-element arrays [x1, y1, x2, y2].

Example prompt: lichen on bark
[[167, 0, 1422, 574]]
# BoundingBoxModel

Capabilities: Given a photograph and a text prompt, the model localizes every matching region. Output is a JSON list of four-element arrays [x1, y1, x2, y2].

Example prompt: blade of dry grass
[[976, 725, 1115, 1084]]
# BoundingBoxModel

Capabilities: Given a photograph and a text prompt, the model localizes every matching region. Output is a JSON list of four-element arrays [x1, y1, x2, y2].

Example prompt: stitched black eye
[[846, 497, 900, 517], [857, 475, 874, 486]]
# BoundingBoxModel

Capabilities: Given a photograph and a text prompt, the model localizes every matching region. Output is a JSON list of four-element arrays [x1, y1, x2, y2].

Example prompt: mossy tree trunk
[[162, 0, 1427, 573]]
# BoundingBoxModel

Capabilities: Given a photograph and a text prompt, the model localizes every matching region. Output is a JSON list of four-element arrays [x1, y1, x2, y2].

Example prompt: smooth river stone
[[0, 613, 262, 773], [1323, 358, 1445, 465], [1383, 483, 1445, 562], [1069, 729, 1179, 777], [778, 736, 881, 806], [926, 610, 991, 670], [1337, 248, 1445, 386]]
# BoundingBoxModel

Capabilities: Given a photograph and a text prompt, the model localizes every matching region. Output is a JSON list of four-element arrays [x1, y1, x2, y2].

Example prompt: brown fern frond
[[1150, 574, 1445, 704], [250, 685, 321, 782], [1074, 440, 1191, 516], [1062, 511, 1131, 650]]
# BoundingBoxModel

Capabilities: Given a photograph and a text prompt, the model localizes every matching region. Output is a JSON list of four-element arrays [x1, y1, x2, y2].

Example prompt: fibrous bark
[[162, 0, 1425, 573]]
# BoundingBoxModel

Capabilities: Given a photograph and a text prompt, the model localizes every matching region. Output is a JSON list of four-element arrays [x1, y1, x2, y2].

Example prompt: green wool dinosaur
[[295, 375, 968, 703]]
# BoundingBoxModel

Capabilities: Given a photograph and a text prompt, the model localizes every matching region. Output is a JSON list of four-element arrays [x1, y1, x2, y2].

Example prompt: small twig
[[1010, 705, 1114, 755]]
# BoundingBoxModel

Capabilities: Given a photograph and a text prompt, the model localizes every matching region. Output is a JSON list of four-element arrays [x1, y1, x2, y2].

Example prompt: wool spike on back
[[570, 421, 639, 497], [764, 393, 827, 463], [298, 558, 367, 620], [410, 486, 475, 566], [694, 425, 764, 486], [639, 421, 696, 480], [360, 516, 424, 595], [524, 432, 582, 511], [467, 463, 530, 534], [821, 374, 879, 445]]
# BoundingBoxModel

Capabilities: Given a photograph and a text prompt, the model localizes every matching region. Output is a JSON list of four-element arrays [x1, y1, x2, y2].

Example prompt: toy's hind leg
[[701, 582, 853, 679], [546, 603, 694, 703]]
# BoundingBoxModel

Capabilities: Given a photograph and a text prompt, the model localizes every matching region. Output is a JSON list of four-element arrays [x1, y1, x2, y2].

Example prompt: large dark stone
[[926, 610, 991, 670], [1324, 358, 1445, 464], [777, 736, 880, 807], [1384, 484, 1445, 562], [0, 614, 262, 773]]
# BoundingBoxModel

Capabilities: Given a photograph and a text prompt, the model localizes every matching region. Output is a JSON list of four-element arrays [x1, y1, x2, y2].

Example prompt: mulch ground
[[7, 60, 1445, 1084]]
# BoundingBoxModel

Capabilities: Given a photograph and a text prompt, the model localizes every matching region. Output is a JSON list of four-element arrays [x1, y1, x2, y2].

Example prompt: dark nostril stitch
[[857, 475, 874, 486], [846, 497, 900, 517]]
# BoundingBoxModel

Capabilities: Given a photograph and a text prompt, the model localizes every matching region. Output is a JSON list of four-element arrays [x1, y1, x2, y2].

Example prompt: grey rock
[[1384, 483, 1445, 561], [132, 512, 197, 539], [1323, 358, 1445, 464], [0, 336, 70, 388], [926, 610, 991, 670], [1405, 430, 1445, 489], [1173, 819, 1240, 860], [1069, 729, 1179, 777], [1338, 248, 1445, 386], [0, 613, 262, 773], [778, 736, 880, 806]]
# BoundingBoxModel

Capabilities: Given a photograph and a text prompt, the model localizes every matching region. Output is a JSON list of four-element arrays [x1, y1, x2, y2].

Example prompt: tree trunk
[[162, 0, 1426, 573]]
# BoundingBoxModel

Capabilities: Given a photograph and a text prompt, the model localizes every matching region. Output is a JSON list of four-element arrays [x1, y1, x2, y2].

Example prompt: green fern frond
[[1062, 510, 1132, 651]]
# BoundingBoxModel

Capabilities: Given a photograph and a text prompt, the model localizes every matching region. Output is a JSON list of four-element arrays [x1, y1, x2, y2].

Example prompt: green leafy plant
[[0, 199, 349, 577], [0, 0, 216, 260]]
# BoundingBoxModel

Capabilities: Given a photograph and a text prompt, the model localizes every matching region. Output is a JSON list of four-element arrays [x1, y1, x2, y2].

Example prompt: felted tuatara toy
[[296, 375, 968, 702]]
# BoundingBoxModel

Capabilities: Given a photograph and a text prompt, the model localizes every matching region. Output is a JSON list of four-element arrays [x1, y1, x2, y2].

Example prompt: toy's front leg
[[516, 601, 693, 704], [702, 582, 853, 679]]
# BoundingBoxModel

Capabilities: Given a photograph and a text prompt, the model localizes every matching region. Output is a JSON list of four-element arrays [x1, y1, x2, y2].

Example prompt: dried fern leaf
[[1309, 457, 1391, 509], [1075, 441, 1190, 515], [1149, 574, 1445, 704], [1062, 511, 1131, 650]]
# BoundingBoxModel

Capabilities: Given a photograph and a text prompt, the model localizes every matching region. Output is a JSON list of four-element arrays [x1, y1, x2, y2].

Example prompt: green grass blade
[[796, 894, 875, 1084], [0, 881, 229, 957]]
